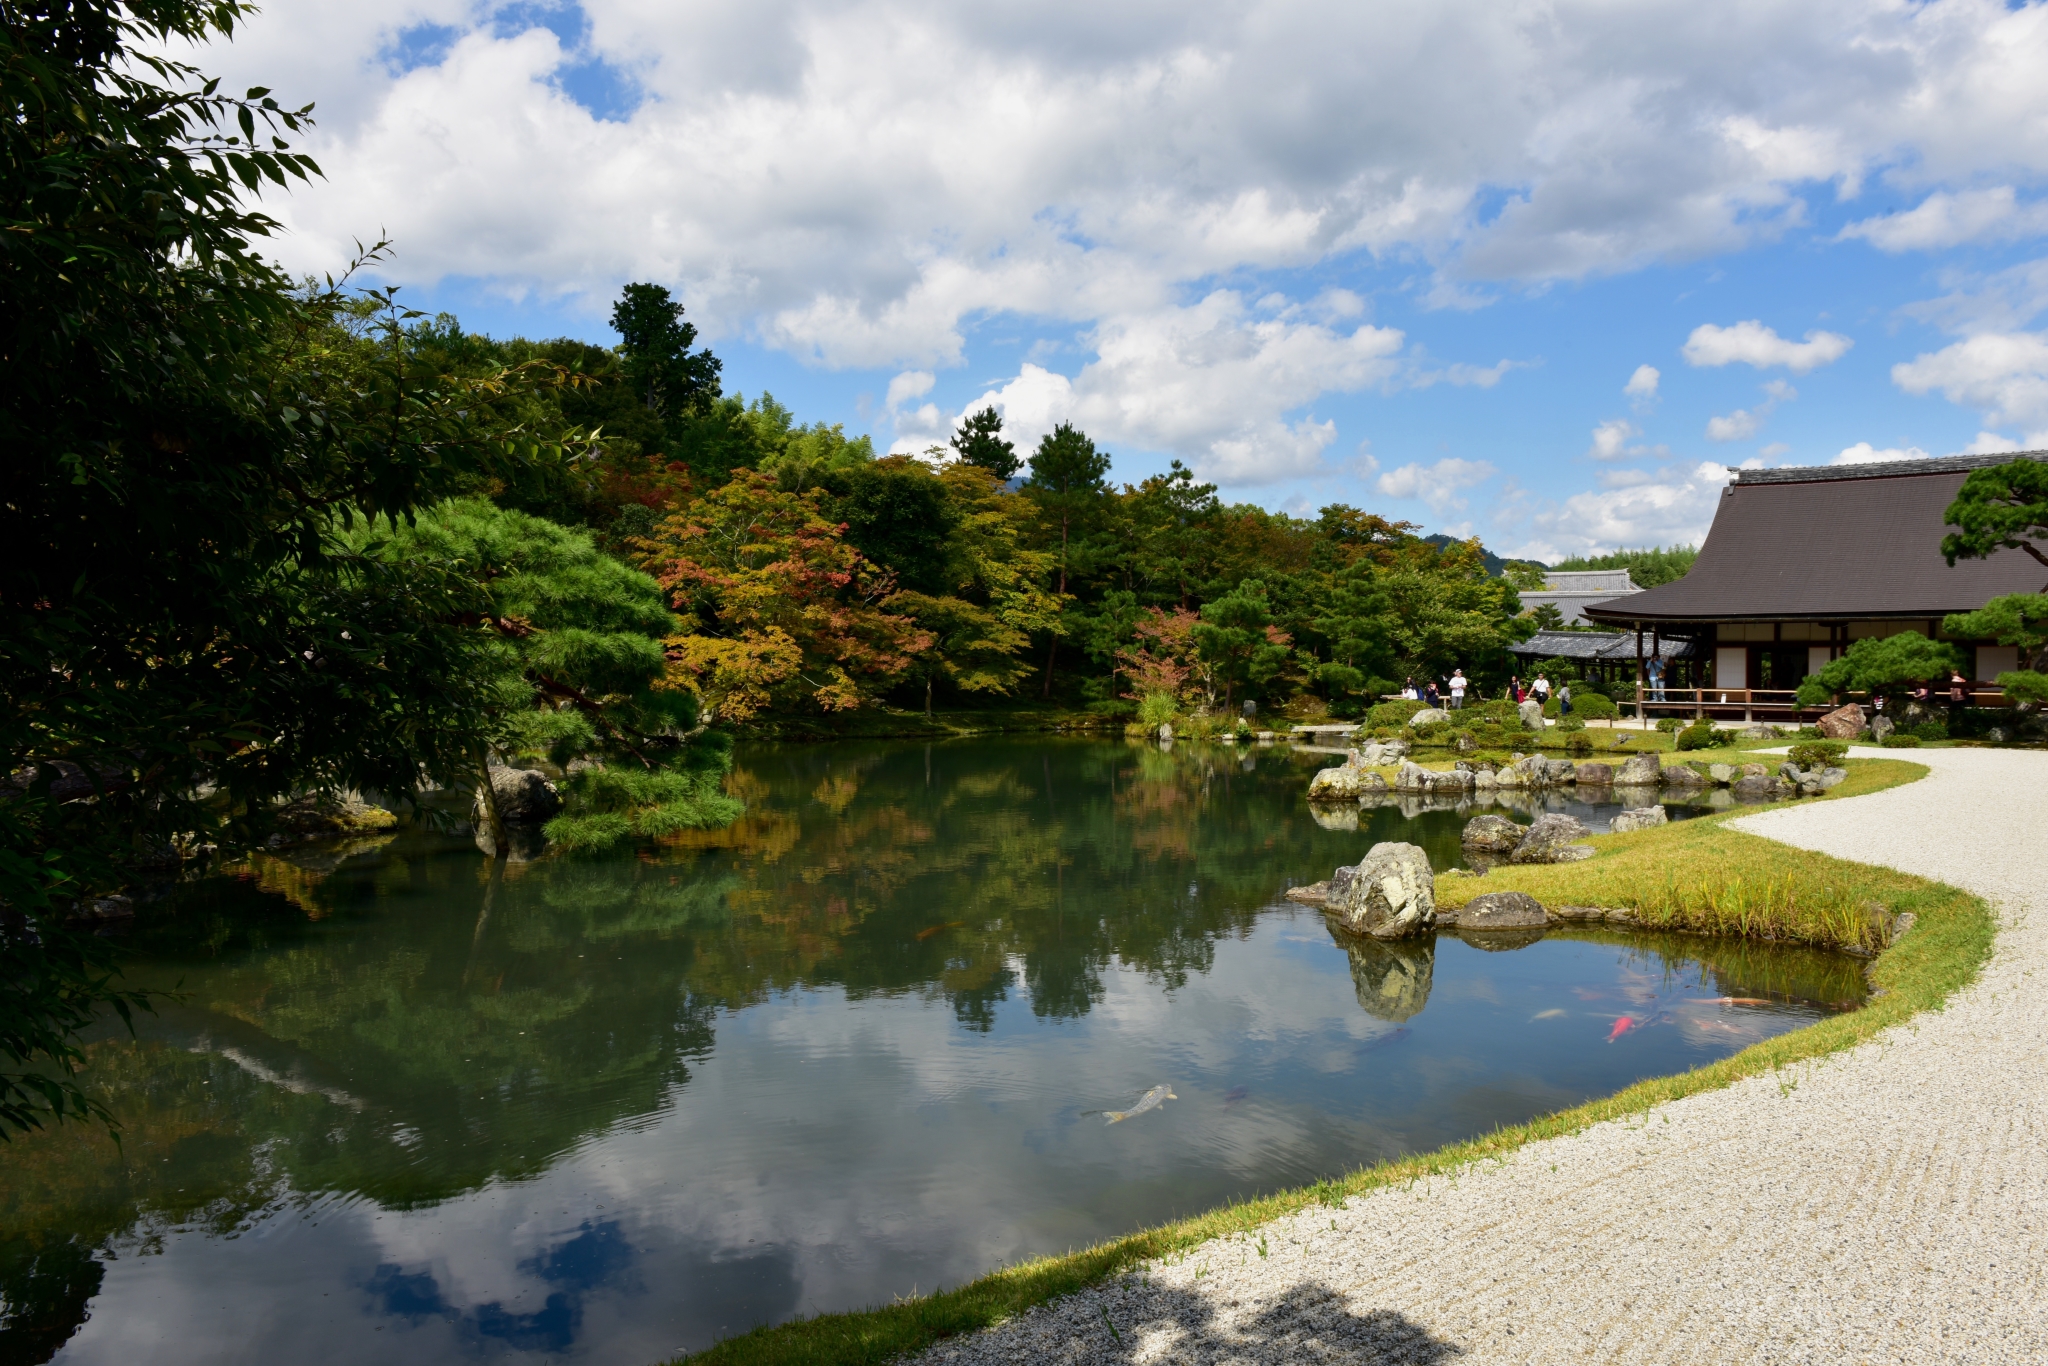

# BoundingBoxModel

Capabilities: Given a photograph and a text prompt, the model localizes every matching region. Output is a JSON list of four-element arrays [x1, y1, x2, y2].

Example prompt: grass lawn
[[673, 755, 1993, 1366]]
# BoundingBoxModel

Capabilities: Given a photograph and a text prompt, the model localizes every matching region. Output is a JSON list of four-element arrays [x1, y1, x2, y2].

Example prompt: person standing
[[1424, 679, 1441, 708], [1948, 669, 1969, 724], [1509, 675, 1524, 703], [1558, 681, 1573, 718], [1647, 656, 1666, 704], [1448, 669, 1467, 710], [1532, 674, 1551, 706]]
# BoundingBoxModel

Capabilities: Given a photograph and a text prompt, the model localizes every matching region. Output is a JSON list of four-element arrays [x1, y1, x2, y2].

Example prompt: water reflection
[[1, 739, 1867, 1365]]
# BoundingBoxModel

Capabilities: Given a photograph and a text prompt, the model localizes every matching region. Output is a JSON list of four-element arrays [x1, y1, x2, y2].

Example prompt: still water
[[3, 739, 1865, 1365]]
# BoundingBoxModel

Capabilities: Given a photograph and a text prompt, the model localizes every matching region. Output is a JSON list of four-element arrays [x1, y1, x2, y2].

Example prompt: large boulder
[[1356, 739, 1408, 765], [1407, 708, 1452, 728], [1517, 699, 1546, 731], [1870, 715, 1896, 742], [1614, 753, 1662, 787], [1707, 763, 1736, 784], [476, 766, 562, 825], [1461, 814, 1526, 853], [1660, 763, 1709, 791], [1818, 766, 1848, 790], [1609, 805, 1669, 834], [1456, 890, 1547, 931], [1309, 765, 1368, 800], [1574, 761, 1613, 787], [1816, 702, 1866, 739], [1510, 813, 1596, 864], [1730, 774, 1783, 801], [1330, 841, 1437, 940]]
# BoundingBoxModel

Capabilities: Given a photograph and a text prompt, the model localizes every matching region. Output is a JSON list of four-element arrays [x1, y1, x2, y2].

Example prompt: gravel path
[[912, 747, 2047, 1364]]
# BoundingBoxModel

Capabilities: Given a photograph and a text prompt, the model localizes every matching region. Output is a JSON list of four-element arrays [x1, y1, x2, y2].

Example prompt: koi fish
[[1104, 1084, 1177, 1124], [915, 920, 965, 941], [1362, 1027, 1411, 1052], [1223, 1086, 1249, 1106], [1532, 1008, 1568, 1021], [1707, 997, 1771, 1006], [1608, 1015, 1637, 1041]]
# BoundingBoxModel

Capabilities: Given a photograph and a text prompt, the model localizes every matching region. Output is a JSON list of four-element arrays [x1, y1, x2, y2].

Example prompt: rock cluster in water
[[1310, 749, 1848, 806]]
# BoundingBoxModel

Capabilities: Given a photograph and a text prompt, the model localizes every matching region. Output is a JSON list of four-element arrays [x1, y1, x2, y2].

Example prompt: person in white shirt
[[1532, 674, 1551, 705], [1448, 669, 1467, 709]]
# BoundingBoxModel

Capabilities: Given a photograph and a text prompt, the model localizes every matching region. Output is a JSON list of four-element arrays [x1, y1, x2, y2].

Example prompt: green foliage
[[1548, 545, 1699, 588], [1656, 717, 1685, 733], [1570, 692, 1620, 720], [1675, 721, 1721, 751], [1366, 699, 1428, 727], [1136, 693, 1178, 729], [1795, 632, 1964, 706], [1945, 595, 2048, 671], [542, 761, 743, 853], [1191, 579, 1292, 708], [1941, 458, 2048, 575], [1788, 740, 1848, 769], [1565, 729, 1594, 755], [1880, 734, 1924, 748], [609, 282, 721, 418], [1996, 670, 2048, 706], [1910, 720, 1949, 741], [952, 406, 1019, 482]]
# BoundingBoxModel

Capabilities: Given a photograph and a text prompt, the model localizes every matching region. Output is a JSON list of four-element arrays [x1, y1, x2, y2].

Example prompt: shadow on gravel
[[1074, 1280, 1464, 1364]]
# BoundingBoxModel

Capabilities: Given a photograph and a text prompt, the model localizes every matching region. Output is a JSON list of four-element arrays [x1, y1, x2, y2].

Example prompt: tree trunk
[[925, 673, 933, 718], [1041, 636, 1058, 698]]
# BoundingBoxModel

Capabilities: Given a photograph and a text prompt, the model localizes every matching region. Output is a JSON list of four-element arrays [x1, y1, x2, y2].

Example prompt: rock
[[1454, 732, 1478, 754], [1609, 805, 1669, 834], [1457, 890, 1547, 931], [1517, 699, 1546, 731], [1284, 881, 1332, 909], [1870, 715, 1895, 742], [1816, 702, 1866, 740], [1341, 935, 1435, 1022], [1461, 814, 1527, 853], [1157, 723, 1174, 742], [1511, 813, 1596, 864], [1817, 766, 1848, 790], [1329, 841, 1436, 940], [1492, 763, 1529, 789], [1573, 761, 1613, 787], [1615, 753, 1662, 786], [1472, 768, 1498, 790], [1707, 763, 1735, 784], [1660, 764, 1709, 791], [1309, 765, 1368, 800], [1730, 774, 1782, 801], [475, 766, 561, 825], [1739, 763, 1770, 779], [1739, 724, 1777, 740], [1394, 760, 1432, 792], [1407, 708, 1451, 728]]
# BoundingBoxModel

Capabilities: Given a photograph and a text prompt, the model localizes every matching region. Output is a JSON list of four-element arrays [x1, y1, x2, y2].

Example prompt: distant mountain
[[1422, 533, 1536, 579]]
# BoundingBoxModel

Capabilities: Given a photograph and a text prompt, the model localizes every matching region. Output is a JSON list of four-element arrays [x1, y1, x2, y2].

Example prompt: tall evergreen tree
[[952, 406, 1019, 481], [609, 282, 722, 418]]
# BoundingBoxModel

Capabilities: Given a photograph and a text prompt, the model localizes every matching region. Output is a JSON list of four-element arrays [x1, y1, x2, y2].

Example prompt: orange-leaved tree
[[638, 471, 931, 721]]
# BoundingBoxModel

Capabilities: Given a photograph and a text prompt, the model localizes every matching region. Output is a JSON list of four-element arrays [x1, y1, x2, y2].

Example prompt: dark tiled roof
[[1585, 452, 2048, 624], [1508, 630, 1703, 661]]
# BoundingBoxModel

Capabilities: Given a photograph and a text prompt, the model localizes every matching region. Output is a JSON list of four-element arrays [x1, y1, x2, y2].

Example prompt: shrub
[[1674, 720, 1718, 751], [1787, 740, 1847, 769], [1557, 715, 1586, 732], [1410, 719, 1451, 744], [1911, 720, 1948, 741], [1136, 692, 1178, 729], [1656, 717, 1685, 733], [1565, 730, 1594, 755], [1880, 733, 1923, 748], [1570, 693, 1620, 720], [1366, 698, 1429, 727]]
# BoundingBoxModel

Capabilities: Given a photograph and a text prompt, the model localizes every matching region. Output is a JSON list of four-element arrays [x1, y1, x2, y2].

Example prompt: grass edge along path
[[673, 757, 1993, 1366]]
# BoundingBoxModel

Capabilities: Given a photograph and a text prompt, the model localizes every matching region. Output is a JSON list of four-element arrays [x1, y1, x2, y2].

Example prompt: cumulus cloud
[[1891, 332, 2048, 438], [1682, 320, 1853, 373], [1588, 418, 1639, 460], [1903, 256, 2048, 336], [1375, 458, 1498, 514], [1624, 364, 1661, 408], [1513, 461, 1735, 562], [1834, 442, 1931, 464], [176, 0, 2048, 377], [1839, 187, 2048, 252], [1705, 378, 1796, 441]]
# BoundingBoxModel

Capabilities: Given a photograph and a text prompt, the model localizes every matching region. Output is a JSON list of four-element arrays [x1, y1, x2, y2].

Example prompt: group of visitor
[[1400, 670, 1471, 709]]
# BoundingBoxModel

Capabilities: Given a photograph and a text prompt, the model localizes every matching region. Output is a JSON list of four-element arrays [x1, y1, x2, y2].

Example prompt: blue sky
[[193, 0, 2048, 560]]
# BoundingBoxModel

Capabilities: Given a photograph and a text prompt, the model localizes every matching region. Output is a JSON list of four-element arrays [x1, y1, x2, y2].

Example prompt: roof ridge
[[1733, 449, 2047, 486]]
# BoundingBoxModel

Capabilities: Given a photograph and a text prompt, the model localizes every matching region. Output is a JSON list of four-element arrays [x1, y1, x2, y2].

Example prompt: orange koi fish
[[1607, 1015, 1637, 1041], [915, 920, 965, 941], [1707, 997, 1771, 1006]]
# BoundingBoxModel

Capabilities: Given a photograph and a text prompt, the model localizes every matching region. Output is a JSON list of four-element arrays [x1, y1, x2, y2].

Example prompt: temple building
[[1514, 568, 1642, 625], [1581, 451, 2046, 712]]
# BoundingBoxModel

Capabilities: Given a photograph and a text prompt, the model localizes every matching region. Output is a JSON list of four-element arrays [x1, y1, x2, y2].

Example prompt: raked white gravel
[[910, 746, 2047, 1365]]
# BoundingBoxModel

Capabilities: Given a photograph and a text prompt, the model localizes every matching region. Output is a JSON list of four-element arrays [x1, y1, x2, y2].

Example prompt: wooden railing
[[1629, 684, 2008, 722]]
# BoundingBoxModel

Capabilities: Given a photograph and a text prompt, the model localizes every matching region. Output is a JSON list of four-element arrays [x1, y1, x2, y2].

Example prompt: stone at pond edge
[[1457, 890, 1547, 931], [476, 766, 562, 825], [1615, 753, 1661, 786], [1510, 812, 1596, 864], [1284, 881, 1332, 909], [1573, 761, 1613, 786], [1461, 814, 1526, 854], [1308, 765, 1369, 800], [1817, 702, 1866, 739], [1330, 841, 1436, 940], [1660, 764, 1709, 791], [1707, 763, 1735, 784], [1730, 774, 1785, 801], [1609, 805, 1668, 833]]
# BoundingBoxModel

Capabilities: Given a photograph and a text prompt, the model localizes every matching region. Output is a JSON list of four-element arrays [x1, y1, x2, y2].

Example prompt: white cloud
[[1624, 364, 1661, 406], [1834, 442, 1931, 465], [1961, 430, 2022, 455], [1706, 409, 1761, 441], [177, 0, 2048, 378], [1682, 321, 1853, 373], [1588, 418, 1639, 460], [1840, 187, 2048, 252], [1375, 458, 1498, 514], [1512, 461, 1734, 562], [1891, 332, 2048, 436], [1760, 442, 1790, 459], [886, 370, 935, 409], [1903, 256, 2048, 336]]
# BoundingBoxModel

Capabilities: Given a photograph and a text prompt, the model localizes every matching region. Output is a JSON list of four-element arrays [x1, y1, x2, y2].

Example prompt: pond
[[2, 739, 1868, 1366]]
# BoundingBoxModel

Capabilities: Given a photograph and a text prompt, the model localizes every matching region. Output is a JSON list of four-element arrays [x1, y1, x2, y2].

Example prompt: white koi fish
[[1104, 1084, 1177, 1124]]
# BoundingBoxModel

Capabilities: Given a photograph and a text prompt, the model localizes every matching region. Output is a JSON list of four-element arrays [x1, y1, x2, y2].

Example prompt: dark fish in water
[[1223, 1086, 1249, 1106], [1104, 1084, 1176, 1124], [915, 920, 965, 941], [1362, 1028, 1410, 1052]]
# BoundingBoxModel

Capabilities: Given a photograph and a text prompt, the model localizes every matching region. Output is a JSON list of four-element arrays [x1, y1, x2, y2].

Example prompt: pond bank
[[679, 750, 2018, 1365]]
